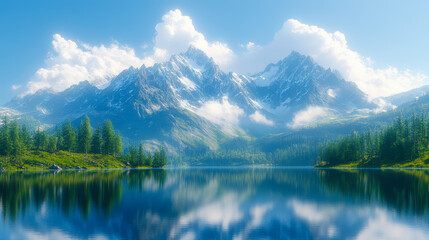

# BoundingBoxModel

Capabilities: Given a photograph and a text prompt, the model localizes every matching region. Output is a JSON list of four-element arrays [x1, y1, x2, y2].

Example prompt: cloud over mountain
[[142, 9, 235, 69], [195, 96, 244, 134], [24, 34, 144, 95], [249, 111, 274, 126], [22, 9, 428, 99], [233, 19, 428, 99]]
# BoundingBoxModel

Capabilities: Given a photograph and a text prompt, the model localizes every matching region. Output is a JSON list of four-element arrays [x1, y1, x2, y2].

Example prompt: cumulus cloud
[[195, 96, 244, 134], [249, 111, 274, 126], [287, 106, 330, 129], [22, 10, 428, 100], [232, 19, 428, 99], [142, 14, 429, 98], [24, 34, 144, 95], [142, 9, 235, 69]]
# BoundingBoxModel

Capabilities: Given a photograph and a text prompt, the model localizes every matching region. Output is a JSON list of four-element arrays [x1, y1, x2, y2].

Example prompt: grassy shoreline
[[316, 154, 429, 168], [0, 150, 137, 170]]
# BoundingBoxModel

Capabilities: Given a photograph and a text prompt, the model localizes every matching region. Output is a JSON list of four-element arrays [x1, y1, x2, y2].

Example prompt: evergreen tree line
[[124, 143, 167, 168], [0, 114, 168, 167], [0, 115, 122, 159], [320, 114, 429, 166], [170, 145, 320, 167]]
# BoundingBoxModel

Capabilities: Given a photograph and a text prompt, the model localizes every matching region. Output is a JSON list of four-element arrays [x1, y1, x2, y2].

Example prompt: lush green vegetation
[[0, 150, 128, 170], [0, 115, 167, 169], [124, 143, 167, 168], [318, 114, 429, 167], [170, 134, 324, 166]]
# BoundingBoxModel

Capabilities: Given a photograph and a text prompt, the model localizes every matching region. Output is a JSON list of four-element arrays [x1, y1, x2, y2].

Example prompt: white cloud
[[246, 42, 256, 51], [23, 34, 144, 95], [11, 84, 21, 90], [22, 10, 429, 100], [146, 13, 428, 99], [249, 111, 274, 126], [287, 105, 330, 129], [142, 9, 235, 69], [327, 89, 336, 98], [231, 19, 428, 99], [195, 96, 244, 134]]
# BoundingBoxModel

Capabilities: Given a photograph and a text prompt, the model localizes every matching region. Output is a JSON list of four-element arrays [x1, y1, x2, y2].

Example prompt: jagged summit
[[253, 51, 317, 87], [5, 48, 375, 150], [183, 46, 214, 66]]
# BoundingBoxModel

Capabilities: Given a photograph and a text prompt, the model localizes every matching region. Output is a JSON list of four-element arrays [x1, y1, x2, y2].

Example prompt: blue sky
[[1, 0, 429, 104]]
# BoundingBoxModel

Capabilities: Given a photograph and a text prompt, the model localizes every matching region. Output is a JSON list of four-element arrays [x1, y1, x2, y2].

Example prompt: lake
[[0, 167, 429, 239]]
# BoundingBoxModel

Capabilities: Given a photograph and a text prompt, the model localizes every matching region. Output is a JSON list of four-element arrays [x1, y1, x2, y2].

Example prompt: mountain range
[[4, 47, 425, 154]]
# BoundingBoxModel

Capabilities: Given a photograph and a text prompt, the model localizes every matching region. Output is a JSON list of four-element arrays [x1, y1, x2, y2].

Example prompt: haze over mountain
[[380, 85, 429, 107]]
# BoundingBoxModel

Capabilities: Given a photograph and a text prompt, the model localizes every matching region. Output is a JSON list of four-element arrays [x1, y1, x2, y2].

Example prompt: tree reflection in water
[[319, 169, 429, 216], [0, 169, 167, 221], [0, 168, 428, 239]]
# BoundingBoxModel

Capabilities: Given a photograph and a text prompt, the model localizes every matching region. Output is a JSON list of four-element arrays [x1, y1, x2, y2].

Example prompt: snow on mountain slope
[[381, 85, 429, 107], [0, 107, 51, 130], [5, 47, 376, 148]]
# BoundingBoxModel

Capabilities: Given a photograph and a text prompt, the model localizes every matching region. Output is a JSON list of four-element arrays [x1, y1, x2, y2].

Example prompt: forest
[[0, 115, 167, 169], [318, 114, 429, 167], [170, 134, 323, 166]]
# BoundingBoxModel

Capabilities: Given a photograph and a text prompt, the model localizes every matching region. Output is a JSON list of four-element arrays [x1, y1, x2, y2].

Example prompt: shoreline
[[315, 166, 429, 170], [0, 150, 153, 171], [2, 165, 429, 172]]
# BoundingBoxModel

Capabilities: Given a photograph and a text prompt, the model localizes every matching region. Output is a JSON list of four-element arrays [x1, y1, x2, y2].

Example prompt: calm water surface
[[0, 167, 429, 239]]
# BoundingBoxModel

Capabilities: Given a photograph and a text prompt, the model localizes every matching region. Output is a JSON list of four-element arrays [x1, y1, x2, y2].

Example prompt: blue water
[[0, 167, 429, 239]]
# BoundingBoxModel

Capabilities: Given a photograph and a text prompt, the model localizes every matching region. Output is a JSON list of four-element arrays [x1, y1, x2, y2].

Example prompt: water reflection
[[0, 168, 428, 239], [319, 169, 429, 215]]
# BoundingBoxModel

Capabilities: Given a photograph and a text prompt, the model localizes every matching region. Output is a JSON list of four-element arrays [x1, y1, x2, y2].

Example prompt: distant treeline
[[0, 115, 167, 168], [124, 144, 167, 168], [319, 114, 429, 166], [170, 135, 322, 166]]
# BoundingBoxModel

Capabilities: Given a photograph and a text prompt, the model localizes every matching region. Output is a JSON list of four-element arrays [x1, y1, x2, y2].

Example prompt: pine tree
[[9, 120, 21, 158], [0, 115, 12, 156], [41, 132, 48, 151], [20, 124, 32, 152], [114, 133, 122, 160], [138, 143, 146, 166], [127, 146, 138, 166], [91, 126, 102, 154], [56, 126, 63, 151], [47, 134, 57, 153], [160, 147, 167, 167], [102, 120, 115, 155], [71, 128, 77, 152], [62, 119, 73, 153], [145, 151, 153, 167], [78, 115, 92, 156], [34, 128, 43, 150], [153, 149, 161, 167]]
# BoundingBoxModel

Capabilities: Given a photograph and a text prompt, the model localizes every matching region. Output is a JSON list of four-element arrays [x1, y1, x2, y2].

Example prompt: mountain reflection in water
[[0, 168, 428, 239]]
